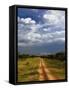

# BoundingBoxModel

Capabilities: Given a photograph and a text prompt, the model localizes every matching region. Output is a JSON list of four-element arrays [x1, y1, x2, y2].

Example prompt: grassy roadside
[[43, 58, 65, 79], [17, 57, 39, 82]]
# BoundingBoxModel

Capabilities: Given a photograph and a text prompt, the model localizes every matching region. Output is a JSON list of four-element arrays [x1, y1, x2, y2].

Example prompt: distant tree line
[[18, 54, 39, 58], [41, 52, 65, 61], [18, 52, 65, 61]]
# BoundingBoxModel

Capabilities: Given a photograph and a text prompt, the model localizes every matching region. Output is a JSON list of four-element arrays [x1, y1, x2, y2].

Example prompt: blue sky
[[17, 8, 65, 55]]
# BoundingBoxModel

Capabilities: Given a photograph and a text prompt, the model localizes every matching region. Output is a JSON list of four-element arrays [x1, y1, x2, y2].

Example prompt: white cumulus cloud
[[43, 10, 65, 25], [18, 10, 65, 47], [18, 17, 36, 24]]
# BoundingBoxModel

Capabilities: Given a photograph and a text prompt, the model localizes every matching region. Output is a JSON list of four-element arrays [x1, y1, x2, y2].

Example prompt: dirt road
[[38, 58, 57, 81]]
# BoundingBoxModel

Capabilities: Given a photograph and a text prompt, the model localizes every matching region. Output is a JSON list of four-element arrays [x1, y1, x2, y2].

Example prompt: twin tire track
[[38, 58, 57, 81]]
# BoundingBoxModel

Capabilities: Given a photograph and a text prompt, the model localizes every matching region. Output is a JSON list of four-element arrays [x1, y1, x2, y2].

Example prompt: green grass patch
[[43, 58, 65, 79], [17, 57, 39, 82]]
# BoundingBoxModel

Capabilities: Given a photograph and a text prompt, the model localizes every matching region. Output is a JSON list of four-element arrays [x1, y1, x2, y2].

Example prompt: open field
[[43, 58, 65, 79], [17, 56, 65, 82], [17, 57, 39, 82]]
